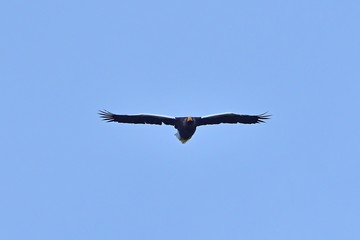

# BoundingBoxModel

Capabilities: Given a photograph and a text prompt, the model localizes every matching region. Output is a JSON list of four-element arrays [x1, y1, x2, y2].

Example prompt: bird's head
[[185, 116, 194, 125]]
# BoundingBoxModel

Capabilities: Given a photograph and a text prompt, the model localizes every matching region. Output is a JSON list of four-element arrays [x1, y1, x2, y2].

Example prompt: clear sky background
[[1, 0, 359, 239]]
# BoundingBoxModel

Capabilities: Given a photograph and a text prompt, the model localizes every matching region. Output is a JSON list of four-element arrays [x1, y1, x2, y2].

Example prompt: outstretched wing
[[198, 113, 270, 126], [99, 110, 176, 126]]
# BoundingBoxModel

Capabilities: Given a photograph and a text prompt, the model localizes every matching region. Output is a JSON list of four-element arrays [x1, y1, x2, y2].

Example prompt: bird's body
[[174, 117, 198, 143], [99, 110, 270, 143]]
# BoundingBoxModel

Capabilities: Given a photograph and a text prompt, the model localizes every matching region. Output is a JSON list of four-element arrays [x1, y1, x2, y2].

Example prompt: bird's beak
[[186, 116, 193, 122]]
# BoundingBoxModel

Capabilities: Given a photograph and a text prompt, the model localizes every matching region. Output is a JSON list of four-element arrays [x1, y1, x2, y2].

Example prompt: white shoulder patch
[[131, 113, 175, 119], [201, 112, 236, 118]]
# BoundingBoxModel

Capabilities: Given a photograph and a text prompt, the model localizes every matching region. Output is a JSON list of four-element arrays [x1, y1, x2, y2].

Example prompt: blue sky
[[1, 0, 359, 239]]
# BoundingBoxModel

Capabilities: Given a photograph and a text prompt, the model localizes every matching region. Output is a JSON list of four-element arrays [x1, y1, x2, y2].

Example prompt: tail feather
[[175, 132, 189, 144]]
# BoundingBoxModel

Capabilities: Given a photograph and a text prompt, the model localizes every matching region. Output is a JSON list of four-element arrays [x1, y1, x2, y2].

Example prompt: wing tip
[[257, 112, 271, 123], [98, 109, 115, 122]]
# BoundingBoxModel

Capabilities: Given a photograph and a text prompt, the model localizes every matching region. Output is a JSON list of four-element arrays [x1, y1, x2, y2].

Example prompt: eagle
[[99, 110, 270, 143]]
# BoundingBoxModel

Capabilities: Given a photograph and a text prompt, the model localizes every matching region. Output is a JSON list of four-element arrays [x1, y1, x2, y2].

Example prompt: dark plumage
[[99, 110, 270, 143]]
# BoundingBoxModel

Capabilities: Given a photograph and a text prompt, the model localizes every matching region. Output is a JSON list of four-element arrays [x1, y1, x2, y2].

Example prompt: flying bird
[[99, 110, 270, 143]]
